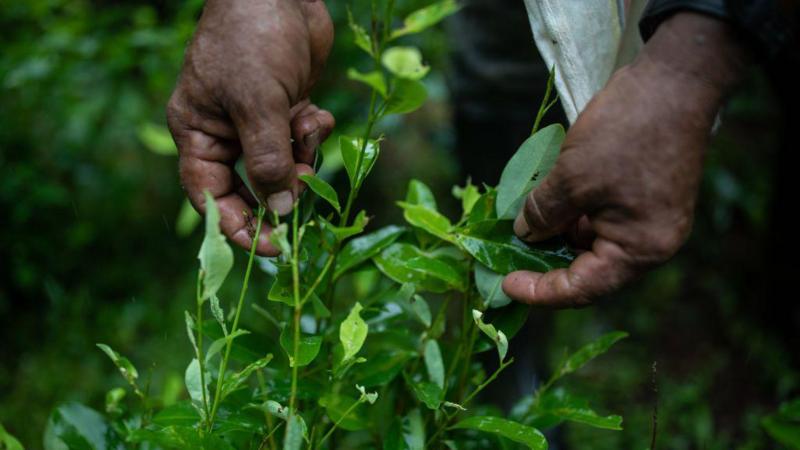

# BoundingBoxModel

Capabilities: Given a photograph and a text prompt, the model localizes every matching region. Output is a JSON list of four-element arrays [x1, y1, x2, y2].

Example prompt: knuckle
[[644, 228, 686, 262], [247, 151, 293, 187]]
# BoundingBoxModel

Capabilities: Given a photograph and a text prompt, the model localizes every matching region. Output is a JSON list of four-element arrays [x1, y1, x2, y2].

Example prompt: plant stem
[[195, 272, 211, 423], [316, 399, 363, 449], [208, 206, 265, 429], [289, 204, 302, 413], [531, 66, 556, 135], [461, 357, 514, 406]]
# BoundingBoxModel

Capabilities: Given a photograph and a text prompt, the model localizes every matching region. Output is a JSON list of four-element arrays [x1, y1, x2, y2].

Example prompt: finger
[[176, 128, 279, 256], [291, 103, 335, 165], [565, 215, 595, 251], [233, 91, 297, 216], [292, 163, 315, 197], [300, 0, 334, 86], [514, 171, 582, 243], [501, 238, 635, 308]]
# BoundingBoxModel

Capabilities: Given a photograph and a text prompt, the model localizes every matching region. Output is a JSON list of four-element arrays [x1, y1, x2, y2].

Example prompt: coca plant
[[45, 1, 627, 449]]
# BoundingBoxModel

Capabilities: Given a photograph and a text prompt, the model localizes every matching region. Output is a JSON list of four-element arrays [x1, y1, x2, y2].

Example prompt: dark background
[[1, 0, 797, 448]]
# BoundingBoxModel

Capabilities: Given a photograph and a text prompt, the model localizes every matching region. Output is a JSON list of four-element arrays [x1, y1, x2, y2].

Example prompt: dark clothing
[[640, 0, 799, 61]]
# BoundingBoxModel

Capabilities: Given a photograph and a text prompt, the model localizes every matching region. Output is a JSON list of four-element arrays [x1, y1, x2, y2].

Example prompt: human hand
[[503, 12, 749, 307], [167, 0, 334, 255]]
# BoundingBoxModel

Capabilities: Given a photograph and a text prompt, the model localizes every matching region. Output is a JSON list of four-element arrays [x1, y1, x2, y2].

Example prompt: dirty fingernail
[[303, 129, 320, 150], [514, 214, 531, 240], [267, 190, 294, 216]]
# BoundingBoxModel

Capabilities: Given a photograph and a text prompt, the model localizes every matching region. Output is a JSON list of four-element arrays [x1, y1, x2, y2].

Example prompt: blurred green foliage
[[1, 0, 797, 448]]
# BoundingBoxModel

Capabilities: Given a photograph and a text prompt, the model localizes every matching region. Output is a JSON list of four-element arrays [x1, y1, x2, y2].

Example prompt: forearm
[[630, 12, 752, 119]]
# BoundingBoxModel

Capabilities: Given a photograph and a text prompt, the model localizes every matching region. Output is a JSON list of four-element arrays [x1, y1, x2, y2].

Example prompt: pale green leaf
[[198, 191, 234, 300], [340, 303, 368, 362], [475, 263, 512, 308], [184, 359, 209, 417], [320, 210, 368, 243], [397, 201, 453, 243], [1, 421, 24, 450], [96, 343, 139, 389], [410, 294, 432, 327], [347, 9, 373, 56], [452, 181, 481, 217], [424, 340, 445, 389], [347, 68, 387, 97], [403, 409, 425, 450], [269, 223, 292, 257], [407, 256, 466, 291], [220, 354, 273, 400], [283, 414, 306, 450], [183, 311, 198, 355], [382, 47, 430, 80], [390, 0, 461, 40], [138, 122, 176, 156], [209, 295, 226, 334], [176, 198, 201, 237]]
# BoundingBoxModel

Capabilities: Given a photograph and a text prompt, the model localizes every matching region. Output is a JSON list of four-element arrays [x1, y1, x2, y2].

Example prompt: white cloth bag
[[522, 0, 647, 123]]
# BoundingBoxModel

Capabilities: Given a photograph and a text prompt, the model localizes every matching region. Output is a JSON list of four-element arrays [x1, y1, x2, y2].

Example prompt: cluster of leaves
[[42, 1, 627, 449], [762, 398, 800, 449]]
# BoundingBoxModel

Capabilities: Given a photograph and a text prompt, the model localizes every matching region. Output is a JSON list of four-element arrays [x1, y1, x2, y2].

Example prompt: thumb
[[514, 171, 582, 242], [234, 97, 297, 216]]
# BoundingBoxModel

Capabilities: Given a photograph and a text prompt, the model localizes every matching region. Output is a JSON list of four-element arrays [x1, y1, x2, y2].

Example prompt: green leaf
[[269, 223, 292, 257], [556, 331, 628, 379], [452, 416, 547, 449], [198, 191, 234, 300], [299, 173, 340, 214], [138, 122, 177, 156], [424, 340, 445, 389], [407, 256, 466, 291], [410, 380, 442, 410], [475, 263, 512, 308], [283, 414, 305, 450], [267, 264, 296, 306], [184, 358, 209, 417], [472, 310, 508, 362], [340, 303, 369, 362], [347, 68, 387, 97], [209, 294, 226, 334], [762, 398, 800, 448], [280, 325, 322, 368], [397, 201, 454, 243], [373, 243, 449, 293], [152, 402, 201, 427], [0, 422, 23, 450], [468, 188, 498, 224], [340, 136, 380, 189], [319, 394, 369, 431], [320, 210, 368, 242], [452, 181, 481, 217], [353, 350, 416, 387], [384, 79, 427, 115], [390, 0, 461, 40], [205, 329, 250, 363], [403, 409, 425, 450], [44, 403, 118, 450], [176, 198, 201, 237], [335, 225, 405, 278], [382, 47, 430, 80], [347, 9, 373, 56], [96, 344, 139, 390], [220, 354, 273, 400], [456, 233, 569, 274], [496, 124, 565, 219], [405, 179, 438, 210], [410, 294, 432, 327], [532, 388, 623, 431]]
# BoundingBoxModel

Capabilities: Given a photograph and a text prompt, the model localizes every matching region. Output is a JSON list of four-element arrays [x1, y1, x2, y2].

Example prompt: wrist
[[632, 12, 751, 105]]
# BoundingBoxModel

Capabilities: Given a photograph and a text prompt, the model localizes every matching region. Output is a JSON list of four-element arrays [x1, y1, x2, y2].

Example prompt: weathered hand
[[167, 0, 334, 255], [503, 13, 749, 307]]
